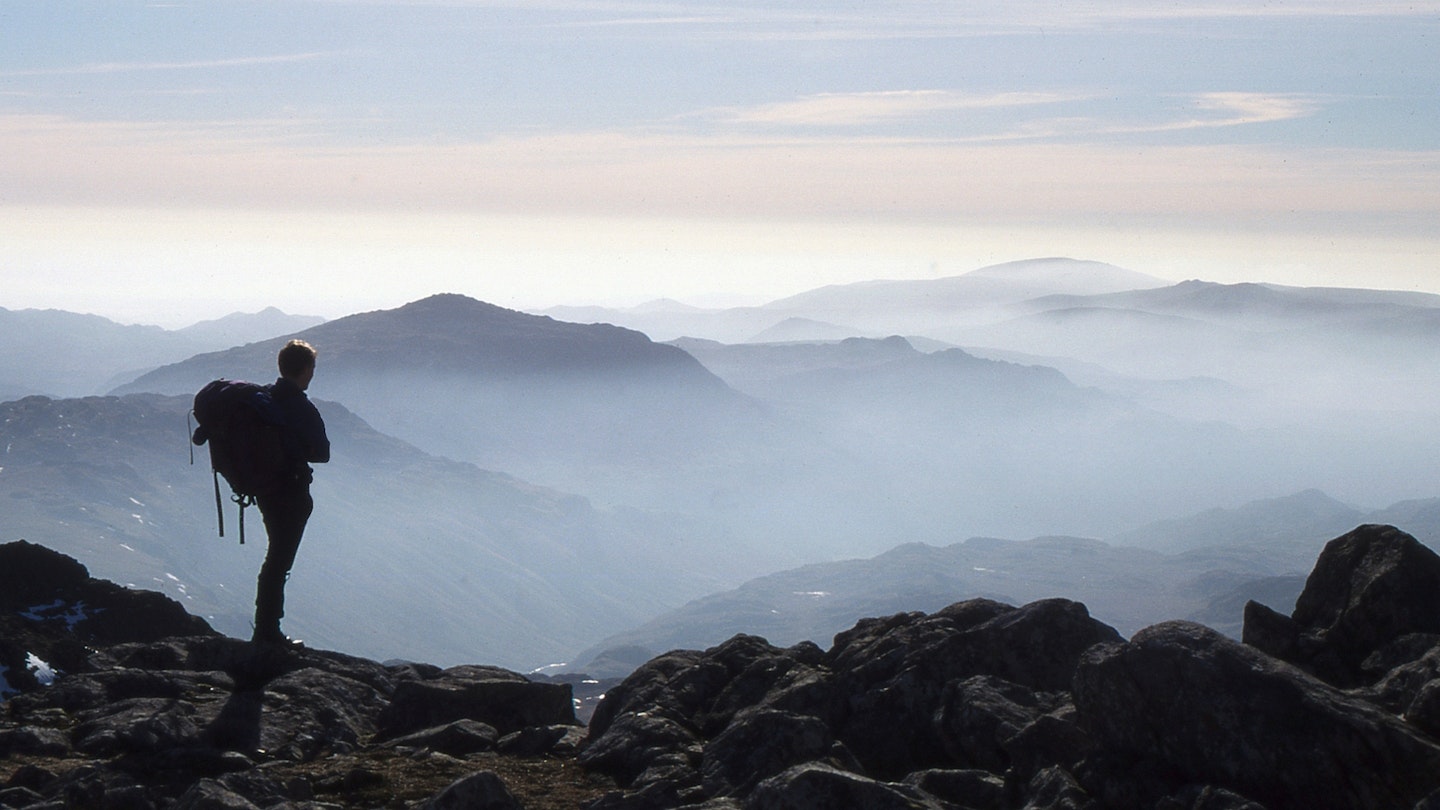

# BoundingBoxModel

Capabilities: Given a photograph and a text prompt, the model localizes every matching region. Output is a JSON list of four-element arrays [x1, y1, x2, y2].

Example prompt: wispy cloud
[[700, 90, 1323, 142], [1, 111, 1433, 226], [1162, 92, 1324, 130], [0, 52, 336, 79], [713, 91, 1090, 128]]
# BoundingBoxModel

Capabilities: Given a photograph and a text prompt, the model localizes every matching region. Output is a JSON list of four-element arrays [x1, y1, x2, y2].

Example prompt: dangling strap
[[232, 493, 256, 545], [213, 469, 225, 538]]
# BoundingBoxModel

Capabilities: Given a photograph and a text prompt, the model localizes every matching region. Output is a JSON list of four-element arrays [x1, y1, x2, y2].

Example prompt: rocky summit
[[6, 525, 1440, 809]]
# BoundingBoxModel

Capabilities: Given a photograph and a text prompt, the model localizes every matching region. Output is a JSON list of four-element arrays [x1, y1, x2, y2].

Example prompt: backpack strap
[[232, 493, 256, 545], [213, 468, 226, 539]]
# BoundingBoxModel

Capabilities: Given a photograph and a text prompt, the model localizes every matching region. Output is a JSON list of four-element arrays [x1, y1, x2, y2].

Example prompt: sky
[[1, 1, 1437, 327]]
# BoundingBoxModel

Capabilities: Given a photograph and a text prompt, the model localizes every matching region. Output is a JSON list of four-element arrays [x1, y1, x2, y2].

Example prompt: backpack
[[190, 379, 290, 543]]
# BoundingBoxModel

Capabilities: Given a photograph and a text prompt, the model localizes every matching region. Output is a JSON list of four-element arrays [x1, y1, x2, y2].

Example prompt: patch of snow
[[973, 567, 993, 572], [129, 497, 145, 506], [792, 591, 830, 598], [119, 543, 135, 552], [131, 514, 145, 523], [26, 653, 55, 686], [22, 599, 100, 630]]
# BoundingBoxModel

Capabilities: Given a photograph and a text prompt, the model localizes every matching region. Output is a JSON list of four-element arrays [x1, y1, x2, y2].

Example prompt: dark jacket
[[269, 377, 330, 481]]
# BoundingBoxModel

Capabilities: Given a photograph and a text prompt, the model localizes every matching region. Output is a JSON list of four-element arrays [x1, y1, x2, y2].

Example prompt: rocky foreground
[[5, 525, 1440, 809]]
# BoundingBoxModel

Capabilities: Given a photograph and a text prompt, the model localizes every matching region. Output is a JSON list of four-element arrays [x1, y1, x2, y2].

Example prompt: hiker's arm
[[301, 403, 330, 464]]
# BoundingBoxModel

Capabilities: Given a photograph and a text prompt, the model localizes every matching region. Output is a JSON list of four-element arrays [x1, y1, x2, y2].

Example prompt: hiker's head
[[278, 339, 318, 390]]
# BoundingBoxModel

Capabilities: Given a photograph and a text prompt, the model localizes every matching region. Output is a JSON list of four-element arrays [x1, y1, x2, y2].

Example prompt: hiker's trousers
[[254, 481, 314, 633]]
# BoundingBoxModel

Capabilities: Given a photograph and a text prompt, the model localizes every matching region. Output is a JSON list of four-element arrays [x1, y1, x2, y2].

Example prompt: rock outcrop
[[578, 524, 1440, 809], [9, 524, 1440, 809], [0, 541, 595, 809]]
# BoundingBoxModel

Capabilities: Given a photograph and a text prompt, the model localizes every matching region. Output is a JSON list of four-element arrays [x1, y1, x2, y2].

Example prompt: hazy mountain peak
[[963, 257, 1169, 294]]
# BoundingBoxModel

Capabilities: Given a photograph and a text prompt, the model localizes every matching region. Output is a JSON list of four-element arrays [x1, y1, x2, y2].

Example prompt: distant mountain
[[953, 279, 1440, 426], [1111, 489, 1365, 558], [746, 317, 864, 343], [756, 258, 1168, 334], [175, 306, 325, 348], [532, 258, 1167, 344], [570, 529, 1317, 677], [115, 295, 900, 566], [0, 393, 741, 670], [670, 334, 1294, 540], [572, 487, 1440, 677], [0, 306, 323, 399]]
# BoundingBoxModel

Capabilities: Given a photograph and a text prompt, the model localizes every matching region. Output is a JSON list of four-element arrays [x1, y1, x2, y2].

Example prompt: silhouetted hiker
[[253, 339, 330, 646]]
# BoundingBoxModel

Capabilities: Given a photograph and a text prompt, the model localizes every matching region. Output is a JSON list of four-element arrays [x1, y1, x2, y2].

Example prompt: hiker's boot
[[251, 624, 301, 647]]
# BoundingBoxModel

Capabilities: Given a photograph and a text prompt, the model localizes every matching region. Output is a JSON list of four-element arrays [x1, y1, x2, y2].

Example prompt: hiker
[[252, 339, 330, 645]]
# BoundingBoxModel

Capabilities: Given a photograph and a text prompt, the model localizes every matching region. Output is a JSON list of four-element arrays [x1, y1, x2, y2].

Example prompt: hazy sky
[[2, 1, 1437, 326]]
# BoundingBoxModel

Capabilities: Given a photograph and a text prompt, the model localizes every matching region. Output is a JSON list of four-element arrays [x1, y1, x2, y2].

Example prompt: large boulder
[[1244, 524, 1440, 687], [377, 664, 576, 739], [1074, 620, 1440, 810], [830, 598, 1119, 779]]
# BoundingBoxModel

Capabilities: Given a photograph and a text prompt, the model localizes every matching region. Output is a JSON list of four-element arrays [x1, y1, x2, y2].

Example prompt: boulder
[[832, 598, 1120, 779], [698, 708, 839, 797], [377, 665, 575, 738], [1074, 621, 1440, 809], [498, 723, 586, 756], [385, 719, 501, 755], [415, 771, 523, 810], [748, 762, 949, 810], [1244, 524, 1440, 687], [901, 769, 1008, 810]]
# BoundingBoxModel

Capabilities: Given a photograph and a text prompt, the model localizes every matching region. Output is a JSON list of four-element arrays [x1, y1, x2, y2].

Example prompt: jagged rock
[[1359, 639, 1440, 716], [173, 779, 261, 810], [1074, 620, 1440, 809], [384, 719, 500, 755], [1022, 766, 1094, 810], [747, 762, 947, 810], [73, 696, 209, 755], [901, 769, 1008, 810], [934, 674, 1051, 773], [832, 598, 1120, 779], [0, 725, 69, 756], [0, 785, 45, 808], [377, 665, 575, 739], [1406, 679, 1440, 739], [254, 667, 388, 760], [0, 540, 212, 648], [497, 723, 585, 756], [1156, 785, 1269, 810], [581, 636, 829, 790], [579, 711, 704, 788], [1244, 524, 1440, 687], [698, 708, 839, 797], [414, 771, 522, 810], [1003, 706, 1091, 780], [589, 636, 820, 742], [583, 779, 686, 810]]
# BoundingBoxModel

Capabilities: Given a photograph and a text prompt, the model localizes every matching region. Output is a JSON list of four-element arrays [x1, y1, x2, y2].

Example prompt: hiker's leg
[[254, 487, 313, 639]]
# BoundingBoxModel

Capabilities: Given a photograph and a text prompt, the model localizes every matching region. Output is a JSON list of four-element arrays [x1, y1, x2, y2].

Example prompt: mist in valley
[[7, 259, 1440, 672]]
